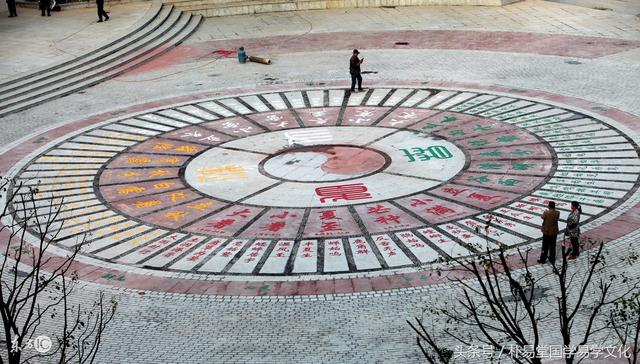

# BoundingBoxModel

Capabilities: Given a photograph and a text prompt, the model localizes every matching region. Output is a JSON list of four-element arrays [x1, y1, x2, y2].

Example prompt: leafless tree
[[0, 177, 117, 364], [408, 224, 640, 364]]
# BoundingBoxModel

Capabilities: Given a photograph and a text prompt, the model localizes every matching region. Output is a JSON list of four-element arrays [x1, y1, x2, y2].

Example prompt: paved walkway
[[1, 0, 640, 363]]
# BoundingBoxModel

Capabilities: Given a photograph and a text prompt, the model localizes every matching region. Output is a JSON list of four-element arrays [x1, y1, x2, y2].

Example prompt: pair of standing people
[[538, 200, 582, 263]]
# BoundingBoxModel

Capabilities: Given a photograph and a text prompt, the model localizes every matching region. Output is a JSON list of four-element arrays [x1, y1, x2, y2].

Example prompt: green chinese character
[[469, 175, 491, 184], [422, 123, 438, 130], [468, 140, 489, 147], [474, 125, 492, 131], [479, 150, 502, 157], [498, 178, 521, 186], [511, 149, 532, 156], [440, 116, 457, 123], [448, 130, 466, 136], [497, 135, 518, 143], [478, 163, 503, 170], [511, 163, 534, 170]]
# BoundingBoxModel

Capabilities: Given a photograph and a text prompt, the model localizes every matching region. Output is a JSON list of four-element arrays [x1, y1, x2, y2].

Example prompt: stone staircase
[[0, 3, 203, 118], [163, 0, 518, 17]]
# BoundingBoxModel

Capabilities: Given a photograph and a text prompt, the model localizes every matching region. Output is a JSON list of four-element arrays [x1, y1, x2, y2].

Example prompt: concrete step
[[0, 10, 203, 117], [0, 5, 176, 98], [0, 5, 203, 118], [0, 2, 165, 90], [171, 0, 325, 16], [168, 0, 518, 17]]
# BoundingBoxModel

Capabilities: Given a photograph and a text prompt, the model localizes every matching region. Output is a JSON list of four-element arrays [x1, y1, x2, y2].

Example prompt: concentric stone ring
[[3, 84, 639, 294]]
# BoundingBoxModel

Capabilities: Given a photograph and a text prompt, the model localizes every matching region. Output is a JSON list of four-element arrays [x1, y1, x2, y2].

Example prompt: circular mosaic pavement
[[3, 85, 640, 290]]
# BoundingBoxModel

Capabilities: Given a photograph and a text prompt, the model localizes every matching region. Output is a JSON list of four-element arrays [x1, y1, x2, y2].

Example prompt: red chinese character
[[321, 221, 340, 232], [468, 193, 500, 203], [410, 198, 432, 207], [356, 249, 369, 255], [367, 204, 391, 214], [319, 210, 339, 220], [315, 183, 372, 203], [207, 219, 235, 229], [270, 211, 296, 219], [442, 187, 468, 197], [375, 215, 401, 224], [261, 221, 286, 232], [227, 208, 251, 218], [425, 205, 455, 216]]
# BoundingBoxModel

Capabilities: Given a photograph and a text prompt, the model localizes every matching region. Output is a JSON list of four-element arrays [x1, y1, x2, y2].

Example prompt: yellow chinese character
[[153, 182, 175, 189], [149, 169, 170, 177], [168, 192, 187, 203], [186, 201, 214, 212], [126, 157, 151, 164], [134, 200, 162, 209], [118, 172, 142, 178], [164, 210, 187, 222], [117, 186, 145, 195], [197, 165, 247, 183], [158, 157, 180, 164], [174, 145, 199, 153], [153, 143, 174, 151]]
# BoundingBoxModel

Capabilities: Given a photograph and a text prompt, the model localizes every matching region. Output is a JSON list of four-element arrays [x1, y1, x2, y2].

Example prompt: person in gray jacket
[[566, 201, 581, 260]]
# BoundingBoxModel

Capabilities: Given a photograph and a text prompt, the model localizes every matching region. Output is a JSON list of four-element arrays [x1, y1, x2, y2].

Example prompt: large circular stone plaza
[[1, 0, 639, 362]]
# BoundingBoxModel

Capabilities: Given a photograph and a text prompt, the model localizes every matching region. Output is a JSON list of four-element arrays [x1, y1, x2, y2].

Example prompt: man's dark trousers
[[7, 0, 17, 16], [97, 0, 108, 21], [39, 0, 50, 16], [350, 73, 362, 91], [539, 235, 557, 263]]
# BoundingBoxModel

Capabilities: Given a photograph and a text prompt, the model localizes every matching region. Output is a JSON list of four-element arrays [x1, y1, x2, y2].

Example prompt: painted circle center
[[261, 146, 388, 182]]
